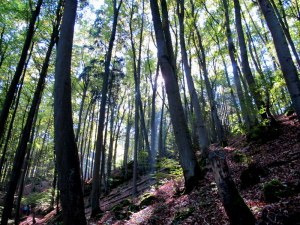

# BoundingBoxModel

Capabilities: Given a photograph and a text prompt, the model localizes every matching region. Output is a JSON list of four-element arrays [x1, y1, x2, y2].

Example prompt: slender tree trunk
[[150, 65, 159, 173], [258, 0, 300, 120], [0, 26, 8, 68], [150, 0, 202, 192], [132, 94, 139, 195], [0, 40, 34, 176], [0, 0, 43, 143], [50, 164, 58, 209], [223, 0, 252, 130], [269, 0, 300, 69], [177, 0, 210, 156], [80, 103, 94, 182], [89, 103, 100, 179], [83, 104, 96, 182], [79, 102, 92, 172], [158, 87, 165, 158], [75, 78, 89, 142], [113, 107, 125, 171], [14, 112, 38, 225], [0, 68, 25, 178], [1, 5, 61, 223], [90, 0, 122, 216], [123, 108, 132, 179], [189, 3, 227, 145], [234, 0, 271, 122], [106, 101, 116, 190], [53, 0, 86, 223]]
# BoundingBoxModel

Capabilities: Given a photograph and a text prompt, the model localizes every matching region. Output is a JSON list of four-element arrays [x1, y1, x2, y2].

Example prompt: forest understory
[[16, 113, 300, 225]]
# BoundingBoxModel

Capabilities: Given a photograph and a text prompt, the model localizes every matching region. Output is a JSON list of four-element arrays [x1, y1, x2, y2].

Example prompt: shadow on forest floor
[[24, 114, 300, 225]]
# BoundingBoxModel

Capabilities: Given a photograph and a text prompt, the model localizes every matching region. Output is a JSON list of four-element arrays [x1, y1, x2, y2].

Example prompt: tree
[[234, 0, 276, 124], [90, 0, 123, 217], [177, 0, 210, 155], [53, 0, 86, 223], [223, 0, 252, 130], [257, 0, 300, 120], [0, 0, 43, 143], [188, 0, 227, 146], [150, 0, 202, 192], [1, 2, 61, 224]]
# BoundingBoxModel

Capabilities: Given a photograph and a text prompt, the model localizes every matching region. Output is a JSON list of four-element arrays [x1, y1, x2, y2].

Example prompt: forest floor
[[19, 114, 300, 225]]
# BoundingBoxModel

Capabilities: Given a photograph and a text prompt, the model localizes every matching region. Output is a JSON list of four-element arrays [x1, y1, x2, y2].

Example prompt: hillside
[[19, 114, 300, 225]]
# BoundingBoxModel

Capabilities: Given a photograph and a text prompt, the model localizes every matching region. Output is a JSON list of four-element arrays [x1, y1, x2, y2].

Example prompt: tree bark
[[177, 0, 211, 155], [189, 2, 227, 146], [83, 103, 96, 182], [158, 87, 166, 158], [150, 0, 202, 192], [1, 3, 60, 223], [258, 0, 300, 120], [150, 64, 159, 173], [14, 112, 38, 225], [90, 0, 122, 217], [0, 0, 43, 143], [223, 0, 252, 130], [234, 0, 272, 122], [53, 0, 86, 223], [269, 0, 300, 69], [209, 150, 255, 225]]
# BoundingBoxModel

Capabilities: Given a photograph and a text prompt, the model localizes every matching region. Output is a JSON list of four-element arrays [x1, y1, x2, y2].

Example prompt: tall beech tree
[[234, 0, 274, 122], [189, 0, 227, 146], [269, 0, 300, 69], [90, 0, 123, 217], [257, 0, 300, 120], [177, 0, 211, 155], [223, 0, 252, 130], [53, 0, 86, 223], [1, 2, 61, 224], [0, 0, 43, 143], [150, 0, 202, 192]]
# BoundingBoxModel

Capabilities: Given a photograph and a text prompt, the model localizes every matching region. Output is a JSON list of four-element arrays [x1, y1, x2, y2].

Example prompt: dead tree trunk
[[209, 150, 255, 225]]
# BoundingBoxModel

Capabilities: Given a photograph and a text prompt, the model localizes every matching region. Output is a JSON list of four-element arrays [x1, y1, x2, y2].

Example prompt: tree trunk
[[177, 0, 210, 156], [0, 26, 8, 68], [190, 3, 227, 146], [0, 65, 26, 178], [106, 101, 116, 189], [53, 0, 86, 223], [269, 0, 300, 69], [223, 0, 252, 130], [258, 0, 300, 120], [1, 4, 61, 223], [75, 78, 90, 142], [123, 109, 132, 179], [150, 0, 202, 192], [0, 39, 34, 177], [158, 87, 166, 158], [132, 93, 139, 196], [79, 102, 92, 172], [0, 0, 43, 143], [150, 62, 159, 173], [14, 113, 38, 225], [113, 107, 125, 171], [90, 0, 122, 216], [209, 150, 256, 225], [83, 103, 96, 182], [234, 0, 271, 122], [50, 164, 58, 210]]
